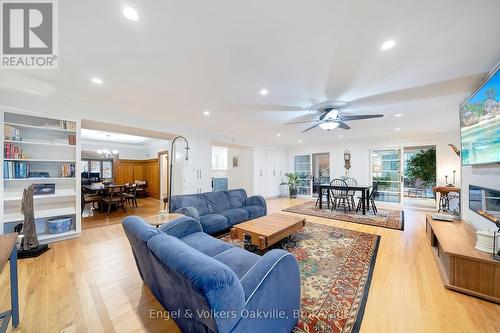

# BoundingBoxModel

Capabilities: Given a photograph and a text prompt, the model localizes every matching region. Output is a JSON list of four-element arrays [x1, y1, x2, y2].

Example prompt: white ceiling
[[1, 0, 499, 146], [81, 129, 160, 145]]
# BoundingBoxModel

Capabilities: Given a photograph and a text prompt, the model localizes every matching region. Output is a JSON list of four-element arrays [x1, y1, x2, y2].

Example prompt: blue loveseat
[[170, 189, 267, 235], [122, 215, 300, 333]]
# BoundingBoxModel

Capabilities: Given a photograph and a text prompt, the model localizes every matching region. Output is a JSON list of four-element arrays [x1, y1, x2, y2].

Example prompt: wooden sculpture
[[21, 185, 39, 249]]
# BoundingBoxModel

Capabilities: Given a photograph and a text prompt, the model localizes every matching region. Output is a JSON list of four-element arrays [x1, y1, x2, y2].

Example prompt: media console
[[425, 215, 500, 303]]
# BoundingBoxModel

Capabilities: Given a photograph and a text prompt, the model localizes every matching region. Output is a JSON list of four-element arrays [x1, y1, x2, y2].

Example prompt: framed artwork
[[233, 156, 239, 167]]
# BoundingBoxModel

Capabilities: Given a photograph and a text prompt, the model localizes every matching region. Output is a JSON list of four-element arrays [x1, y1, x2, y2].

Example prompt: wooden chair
[[408, 179, 425, 198], [344, 177, 358, 209], [134, 180, 148, 197], [122, 184, 138, 207], [81, 186, 102, 214], [329, 179, 351, 213], [357, 182, 378, 215], [100, 185, 126, 215]]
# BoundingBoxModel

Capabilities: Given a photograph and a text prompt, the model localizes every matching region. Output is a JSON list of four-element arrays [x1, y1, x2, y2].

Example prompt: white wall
[[81, 139, 169, 160], [287, 130, 461, 192], [461, 164, 500, 231]]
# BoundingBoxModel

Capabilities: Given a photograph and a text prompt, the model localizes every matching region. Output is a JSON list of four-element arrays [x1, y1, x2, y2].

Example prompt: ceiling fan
[[285, 100, 383, 133]]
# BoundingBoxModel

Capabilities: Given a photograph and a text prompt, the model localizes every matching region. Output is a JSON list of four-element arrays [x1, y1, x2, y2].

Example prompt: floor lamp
[[168, 136, 190, 212]]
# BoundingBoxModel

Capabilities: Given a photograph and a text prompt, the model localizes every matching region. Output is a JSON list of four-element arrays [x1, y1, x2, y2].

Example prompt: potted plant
[[285, 172, 300, 198]]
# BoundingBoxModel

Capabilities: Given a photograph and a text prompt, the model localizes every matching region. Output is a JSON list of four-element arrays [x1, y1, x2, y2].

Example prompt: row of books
[[4, 124, 21, 141], [59, 121, 76, 131], [62, 163, 75, 178], [3, 161, 30, 179], [4, 143, 30, 159]]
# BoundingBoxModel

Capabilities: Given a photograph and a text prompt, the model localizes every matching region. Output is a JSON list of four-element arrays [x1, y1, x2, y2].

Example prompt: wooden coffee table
[[230, 213, 306, 250]]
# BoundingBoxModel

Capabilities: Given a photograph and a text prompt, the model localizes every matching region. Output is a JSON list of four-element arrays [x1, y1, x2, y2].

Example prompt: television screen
[[460, 65, 500, 165]]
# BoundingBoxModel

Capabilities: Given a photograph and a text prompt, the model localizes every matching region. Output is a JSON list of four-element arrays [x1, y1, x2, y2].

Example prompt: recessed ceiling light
[[259, 88, 268, 96], [123, 6, 139, 21], [91, 77, 103, 85], [394, 127, 401, 131], [394, 113, 402, 117], [276, 133, 281, 137], [203, 110, 211, 116], [297, 139, 303, 143], [339, 134, 344, 138], [381, 40, 396, 50]]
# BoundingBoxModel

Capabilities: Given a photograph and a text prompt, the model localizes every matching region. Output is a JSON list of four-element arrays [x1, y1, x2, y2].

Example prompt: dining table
[[318, 184, 372, 215]]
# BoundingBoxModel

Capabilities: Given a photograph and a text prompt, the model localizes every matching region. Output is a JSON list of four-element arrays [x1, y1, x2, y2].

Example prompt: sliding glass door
[[294, 154, 312, 196], [371, 149, 402, 203]]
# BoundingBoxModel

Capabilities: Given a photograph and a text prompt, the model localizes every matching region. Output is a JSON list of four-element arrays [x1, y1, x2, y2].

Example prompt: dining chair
[[344, 177, 358, 209], [357, 182, 378, 215], [122, 184, 138, 207], [313, 177, 323, 207], [81, 186, 102, 214], [101, 185, 126, 215], [329, 179, 350, 213]]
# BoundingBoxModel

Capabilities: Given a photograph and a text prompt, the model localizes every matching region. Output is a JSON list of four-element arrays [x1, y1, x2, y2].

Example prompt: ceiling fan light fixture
[[319, 122, 340, 130]]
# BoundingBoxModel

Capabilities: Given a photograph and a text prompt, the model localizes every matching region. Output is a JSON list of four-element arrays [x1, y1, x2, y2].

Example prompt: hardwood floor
[[1, 198, 499, 332], [82, 197, 164, 230]]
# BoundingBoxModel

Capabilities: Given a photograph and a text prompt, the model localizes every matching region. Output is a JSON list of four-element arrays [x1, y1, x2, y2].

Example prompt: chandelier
[[96, 149, 119, 159]]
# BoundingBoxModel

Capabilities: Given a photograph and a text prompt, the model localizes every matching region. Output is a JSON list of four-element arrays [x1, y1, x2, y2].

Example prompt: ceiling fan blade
[[285, 120, 319, 125], [302, 122, 323, 133], [336, 121, 351, 130], [305, 100, 350, 112], [339, 114, 384, 121]]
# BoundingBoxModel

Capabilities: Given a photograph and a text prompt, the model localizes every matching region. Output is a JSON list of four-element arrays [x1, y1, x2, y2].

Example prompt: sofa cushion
[[213, 247, 261, 279], [226, 189, 247, 208], [181, 232, 233, 257], [170, 194, 209, 216], [241, 205, 266, 219], [219, 208, 250, 226], [199, 214, 229, 235], [203, 191, 231, 213]]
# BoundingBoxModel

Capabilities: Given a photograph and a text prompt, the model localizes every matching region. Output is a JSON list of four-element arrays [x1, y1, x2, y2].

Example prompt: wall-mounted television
[[460, 62, 500, 166]]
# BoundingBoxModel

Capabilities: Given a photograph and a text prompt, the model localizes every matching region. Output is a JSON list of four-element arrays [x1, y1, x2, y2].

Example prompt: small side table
[[142, 212, 184, 228], [0, 234, 19, 331]]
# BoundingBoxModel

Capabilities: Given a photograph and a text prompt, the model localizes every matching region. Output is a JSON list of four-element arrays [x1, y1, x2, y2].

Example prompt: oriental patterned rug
[[283, 201, 404, 231], [220, 222, 380, 333]]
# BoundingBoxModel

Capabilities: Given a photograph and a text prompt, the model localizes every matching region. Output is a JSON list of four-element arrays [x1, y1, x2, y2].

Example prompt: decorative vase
[[289, 187, 297, 199]]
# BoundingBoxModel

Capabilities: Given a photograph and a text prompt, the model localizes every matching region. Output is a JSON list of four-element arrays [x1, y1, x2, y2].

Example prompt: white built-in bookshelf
[[1, 109, 81, 244]]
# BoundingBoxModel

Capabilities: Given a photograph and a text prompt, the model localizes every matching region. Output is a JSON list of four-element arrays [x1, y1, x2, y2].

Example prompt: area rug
[[283, 201, 404, 231], [220, 222, 380, 333]]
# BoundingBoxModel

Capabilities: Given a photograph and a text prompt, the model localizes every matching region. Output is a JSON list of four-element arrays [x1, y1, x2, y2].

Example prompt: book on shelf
[[4, 124, 21, 141], [67, 134, 76, 145], [61, 163, 75, 177], [59, 120, 76, 131], [3, 161, 30, 179], [4, 142, 28, 159]]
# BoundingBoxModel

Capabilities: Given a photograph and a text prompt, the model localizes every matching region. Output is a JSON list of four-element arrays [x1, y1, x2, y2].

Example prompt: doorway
[[159, 151, 169, 201], [402, 145, 436, 209], [371, 145, 436, 208], [312, 153, 330, 197]]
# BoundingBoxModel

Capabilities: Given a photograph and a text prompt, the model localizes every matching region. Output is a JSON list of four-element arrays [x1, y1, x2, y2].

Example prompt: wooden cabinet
[[176, 138, 212, 195], [114, 159, 159, 199], [425, 215, 500, 303]]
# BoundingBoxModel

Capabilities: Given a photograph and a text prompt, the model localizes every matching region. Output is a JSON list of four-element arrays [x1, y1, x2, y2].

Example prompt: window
[[90, 160, 101, 174], [102, 161, 113, 179], [82, 159, 113, 179], [211, 146, 228, 170]]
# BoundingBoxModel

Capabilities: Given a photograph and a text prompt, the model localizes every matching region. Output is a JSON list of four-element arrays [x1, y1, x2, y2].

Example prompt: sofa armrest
[[234, 249, 300, 332], [246, 195, 267, 213], [174, 206, 200, 220], [159, 216, 203, 239]]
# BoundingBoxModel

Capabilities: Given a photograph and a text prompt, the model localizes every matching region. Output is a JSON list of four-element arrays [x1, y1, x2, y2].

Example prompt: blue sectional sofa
[[122, 215, 301, 333], [170, 189, 267, 235]]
